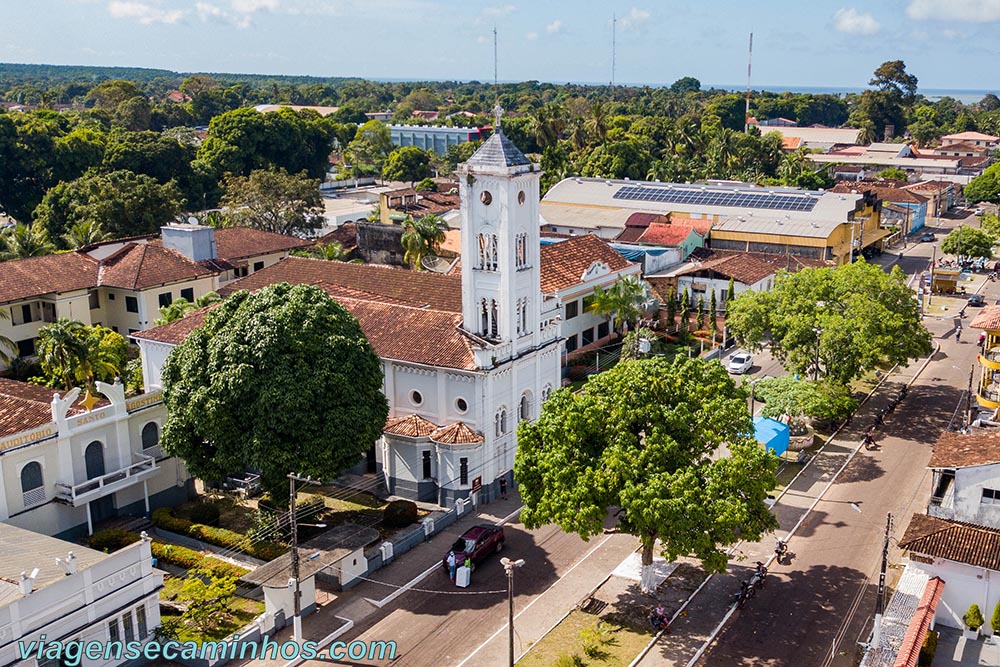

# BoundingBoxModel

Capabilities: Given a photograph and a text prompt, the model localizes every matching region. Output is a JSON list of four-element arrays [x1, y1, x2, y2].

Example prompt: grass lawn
[[516, 610, 652, 667], [160, 577, 264, 645], [174, 496, 257, 534]]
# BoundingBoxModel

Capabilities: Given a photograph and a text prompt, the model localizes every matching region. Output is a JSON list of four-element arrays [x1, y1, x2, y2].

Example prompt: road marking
[[280, 616, 354, 667], [455, 532, 615, 667], [364, 505, 524, 608]]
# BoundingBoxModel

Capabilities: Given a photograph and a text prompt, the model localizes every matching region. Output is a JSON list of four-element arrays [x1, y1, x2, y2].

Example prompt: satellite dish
[[421, 255, 453, 273], [187, 216, 199, 225]]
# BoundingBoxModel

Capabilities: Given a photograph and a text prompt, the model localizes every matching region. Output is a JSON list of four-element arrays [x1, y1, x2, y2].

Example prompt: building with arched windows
[[135, 121, 563, 507], [0, 378, 192, 539]]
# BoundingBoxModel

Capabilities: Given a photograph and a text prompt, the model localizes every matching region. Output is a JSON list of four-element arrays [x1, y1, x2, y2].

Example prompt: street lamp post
[[288, 472, 321, 643], [501, 557, 525, 667]]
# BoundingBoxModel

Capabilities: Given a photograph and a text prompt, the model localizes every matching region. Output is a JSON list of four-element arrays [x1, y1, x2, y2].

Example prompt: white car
[[728, 352, 754, 374], [975, 208, 984, 216]]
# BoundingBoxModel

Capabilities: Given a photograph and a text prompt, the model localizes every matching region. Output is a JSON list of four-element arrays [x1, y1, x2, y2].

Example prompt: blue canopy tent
[[754, 417, 790, 456]]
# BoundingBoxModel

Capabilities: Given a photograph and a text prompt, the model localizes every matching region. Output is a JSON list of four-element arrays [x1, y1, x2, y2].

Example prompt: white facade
[[553, 260, 643, 356], [928, 462, 1000, 529], [1, 381, 192, 539], [0, 528, 162, 667], [907, 557, 998, 633]]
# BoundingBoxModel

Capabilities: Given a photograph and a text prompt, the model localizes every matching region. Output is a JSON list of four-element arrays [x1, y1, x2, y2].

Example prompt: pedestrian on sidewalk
[[956, 327, 962, 343], [499, 476, 508, 500], [447, 550, 457, 582]]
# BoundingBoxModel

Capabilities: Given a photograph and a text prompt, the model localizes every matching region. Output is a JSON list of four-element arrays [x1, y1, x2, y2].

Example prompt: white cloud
[[526, 31, 538, 40], [107, 1, 185, 24], [546, 19, 562, 34], [477, 34, 490, 44], [619, 7, 650, 31], [483, 4, 516, 17], [833, 7, 880, 34], [230, 0, 279, 12], [907, 0, 1000, 21]]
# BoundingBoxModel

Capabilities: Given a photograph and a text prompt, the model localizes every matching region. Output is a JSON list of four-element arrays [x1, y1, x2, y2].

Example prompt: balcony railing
[[980, 386, 1000, 403], [22, 487, 45, 508], [984, 347, 1000, 364], [55, 454, 158, 507]]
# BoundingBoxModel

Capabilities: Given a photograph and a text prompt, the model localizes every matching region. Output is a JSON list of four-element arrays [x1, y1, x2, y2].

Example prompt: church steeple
[[457, 116, 541, 359]]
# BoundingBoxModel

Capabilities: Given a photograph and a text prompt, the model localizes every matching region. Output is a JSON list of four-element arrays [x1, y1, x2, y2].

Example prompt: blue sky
[[2, 1, 998, 91]]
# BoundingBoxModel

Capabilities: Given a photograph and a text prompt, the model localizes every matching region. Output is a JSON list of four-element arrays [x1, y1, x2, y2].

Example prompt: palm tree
[[567, 117, 589, 152], [0, 310, 16, 365], [585, 101, 609, 146], [401, 214, 448, 270], [527, 103, 567, 150], [587, 277, 656, 332], [154, 292, 222, 325], [62, 220, 111, 250], [0, 223, 55, 261], [315, 240, 349, 261], [35, 319, 90, 391]]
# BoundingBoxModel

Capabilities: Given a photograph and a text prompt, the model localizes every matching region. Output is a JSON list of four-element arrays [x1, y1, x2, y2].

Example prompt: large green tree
[[941, 226, 995, 259], [381, 146, 432, 186], [726, 262, 932, 385], [219, 168, 324, 236], [345, 120, 393, 177], [586, 277, 656, 332], [515, 356, 779, 592], [33, 169, 183, 244], [965, 164, 1000, 204], [160, 283, 388, 500]]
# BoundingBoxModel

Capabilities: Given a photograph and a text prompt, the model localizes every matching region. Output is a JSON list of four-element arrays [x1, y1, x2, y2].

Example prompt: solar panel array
[[613, 185, 821, 212]]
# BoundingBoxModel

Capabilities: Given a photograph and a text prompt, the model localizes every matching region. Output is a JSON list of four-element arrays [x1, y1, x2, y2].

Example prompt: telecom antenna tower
[[611, 13, 617, 100], [744, 32, 753, 133]]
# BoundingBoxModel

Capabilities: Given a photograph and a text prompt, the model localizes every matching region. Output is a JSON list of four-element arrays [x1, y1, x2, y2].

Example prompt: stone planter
[[963, 627, 980, 640]]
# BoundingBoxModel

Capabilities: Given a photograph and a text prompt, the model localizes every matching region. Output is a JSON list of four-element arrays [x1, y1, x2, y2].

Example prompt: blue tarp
[[754, 417, 790, 456]]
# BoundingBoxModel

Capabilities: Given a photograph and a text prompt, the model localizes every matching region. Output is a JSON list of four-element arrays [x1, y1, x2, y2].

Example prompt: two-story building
[[0, 227, 309, 364], [0, 525, 162, 667], [132, 122, 563, 508], [0, 378, 191, 539]]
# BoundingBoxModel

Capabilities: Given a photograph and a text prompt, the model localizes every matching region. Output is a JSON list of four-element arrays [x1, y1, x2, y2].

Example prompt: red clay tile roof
[[900, 514, 1000, 570], [933, 141, 988, 153], [674, 249, 833, 285], [98, 243, 216, 290], [430, 422, 484, 444], [0, 253, 98, 305], [941, 131, 999, 142], [929, 429, 1000, 468], [970, 305, 1000, 331], [130, 307, 212, 345], [383, 188, 461, 217], [623, 212, 668, 229], [218, 256, 463, 312], [0, 379, 108, 439], [669, 217, 713, 236], [831, 182, 928, 205], [539, 234, 636, 294], [903, 180, 953, 194], [340, 297, 476, 370], [212, 227, 311, 261], [781, 136, 802, 150], [385, 414, 439, 438], [636, 223, 700, 247], [893, 577, 944, 667], [318, 224, 358, 251]]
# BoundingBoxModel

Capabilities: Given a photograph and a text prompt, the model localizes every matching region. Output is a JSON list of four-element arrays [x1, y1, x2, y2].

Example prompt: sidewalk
[[634, 351, 935, 666], [231, 494, 525, 667]]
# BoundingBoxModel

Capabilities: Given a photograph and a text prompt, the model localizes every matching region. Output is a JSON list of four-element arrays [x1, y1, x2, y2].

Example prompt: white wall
[[910, 558, 999, 633], [951, 465, 1000, 530]]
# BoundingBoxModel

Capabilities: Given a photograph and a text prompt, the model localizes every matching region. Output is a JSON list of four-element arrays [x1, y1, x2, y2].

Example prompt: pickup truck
[[442, 525, 505, 572]]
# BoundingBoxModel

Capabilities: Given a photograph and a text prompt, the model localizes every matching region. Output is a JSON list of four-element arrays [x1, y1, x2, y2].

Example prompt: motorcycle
[[750, 562, 768, 589], [863, 431, 878, 450], [731, 580, 752, 608], [774, 539, 788, 564]]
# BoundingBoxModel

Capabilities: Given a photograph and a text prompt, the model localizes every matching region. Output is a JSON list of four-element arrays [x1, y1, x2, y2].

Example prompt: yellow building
[[970, 307, 1000, 410], [540, 178, 883, 265]]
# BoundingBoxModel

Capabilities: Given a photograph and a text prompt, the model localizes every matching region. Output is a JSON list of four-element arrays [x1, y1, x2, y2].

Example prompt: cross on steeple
[[492, 102, 505, 130]]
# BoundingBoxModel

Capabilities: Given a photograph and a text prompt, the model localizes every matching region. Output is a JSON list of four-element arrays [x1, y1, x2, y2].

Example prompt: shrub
[[993, 600, 1000, 634], [918, 630, 938, 667], [89, 528, 140, 552], [579, 621, 618, 658], [189, 503, 221, 526], [553, 654, 585, 667], [415, 177, 437, 192], [383, 499, 419, 529], [152, 507, 195, 534], [964, 603, 985, 630]]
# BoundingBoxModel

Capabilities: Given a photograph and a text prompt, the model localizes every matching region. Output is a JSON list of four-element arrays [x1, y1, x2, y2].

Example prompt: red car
[[442, 525, 505, 572]]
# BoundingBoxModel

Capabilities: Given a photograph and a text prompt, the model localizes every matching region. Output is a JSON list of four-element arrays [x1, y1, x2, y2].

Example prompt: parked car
[[920, 232, 935, 242], [968, 293, 986, 307], [975, 208, 984, 216], [442, 525, 505, 572], [728, 352, 754, 374]]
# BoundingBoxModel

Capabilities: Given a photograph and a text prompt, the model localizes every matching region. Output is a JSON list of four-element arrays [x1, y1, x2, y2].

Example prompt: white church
[[135, 118, 565, 506]]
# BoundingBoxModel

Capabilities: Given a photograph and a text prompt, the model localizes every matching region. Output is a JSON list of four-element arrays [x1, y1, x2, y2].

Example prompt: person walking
[[447, 550, 457, 582], [499, 476, 508, 500], [956, 327, 962, 343]]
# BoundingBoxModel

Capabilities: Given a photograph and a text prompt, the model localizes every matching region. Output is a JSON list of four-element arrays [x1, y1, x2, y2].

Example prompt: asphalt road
[[687, 215, 985, 666]]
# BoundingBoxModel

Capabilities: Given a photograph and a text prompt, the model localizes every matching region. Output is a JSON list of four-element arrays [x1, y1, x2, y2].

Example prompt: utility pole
[[744, 32, 753, 133], [872, 513, 893, 647], [501, 557, 525, 667], [288, 472, 321, 643]]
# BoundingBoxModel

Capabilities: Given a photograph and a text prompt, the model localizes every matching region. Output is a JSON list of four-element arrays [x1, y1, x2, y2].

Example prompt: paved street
[[635, 215, 990, 667]]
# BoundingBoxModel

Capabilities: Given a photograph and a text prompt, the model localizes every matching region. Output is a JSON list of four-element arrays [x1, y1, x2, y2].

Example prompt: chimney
[[56, 551, 78, 576], [161, 223, 217, 262], [19, 568, 39, 595]]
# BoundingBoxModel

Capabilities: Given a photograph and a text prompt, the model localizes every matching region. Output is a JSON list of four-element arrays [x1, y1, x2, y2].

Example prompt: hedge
[[152, 507, 285, 561], [87, 528, 248, 580]]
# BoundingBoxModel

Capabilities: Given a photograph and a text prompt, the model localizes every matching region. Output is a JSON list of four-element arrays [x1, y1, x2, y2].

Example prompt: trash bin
[[455, 566, 471, 588]]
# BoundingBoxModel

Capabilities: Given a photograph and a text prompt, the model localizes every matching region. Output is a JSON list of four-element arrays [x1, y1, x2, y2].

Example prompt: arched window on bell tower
[[490, 299, 499, 338], [481, 298, 489, 336]]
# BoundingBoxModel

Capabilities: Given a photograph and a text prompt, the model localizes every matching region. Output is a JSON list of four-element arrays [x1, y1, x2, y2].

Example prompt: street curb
[[675, 342, 940, 667], [627, 344, 940, 667]]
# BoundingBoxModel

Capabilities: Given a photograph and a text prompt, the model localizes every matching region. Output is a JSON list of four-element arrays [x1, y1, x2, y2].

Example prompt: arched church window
[[519, 392, 532, 421], [490, 299, 499, 338], [481, 298, 489, 336], [481, 191, 493, 205], [490, 235, 499, 271]]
